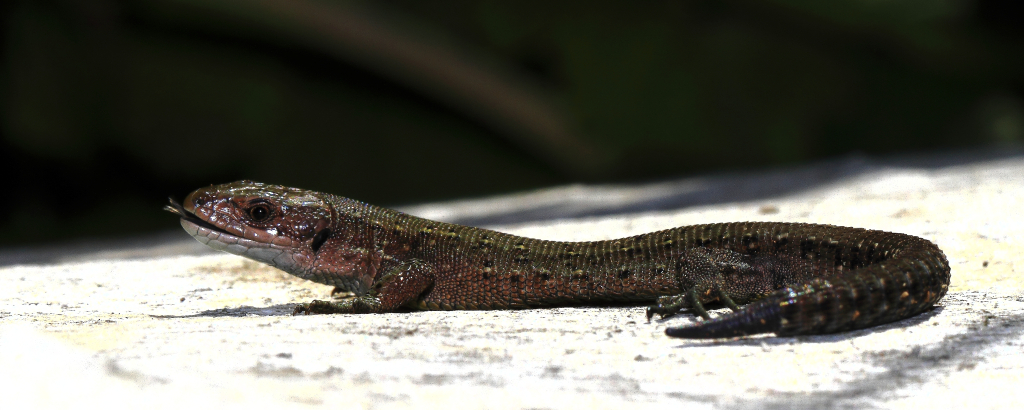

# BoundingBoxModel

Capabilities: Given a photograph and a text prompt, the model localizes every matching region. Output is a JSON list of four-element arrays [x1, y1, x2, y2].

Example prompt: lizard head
[[166, 180, 373, 295]]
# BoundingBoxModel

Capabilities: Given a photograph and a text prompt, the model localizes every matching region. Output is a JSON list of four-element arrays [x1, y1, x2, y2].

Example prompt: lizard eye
[[248, 204, 272, 222]]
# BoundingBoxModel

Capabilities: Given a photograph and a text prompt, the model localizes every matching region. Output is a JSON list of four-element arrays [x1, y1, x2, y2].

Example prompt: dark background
[[2, 0, 1023, 247]]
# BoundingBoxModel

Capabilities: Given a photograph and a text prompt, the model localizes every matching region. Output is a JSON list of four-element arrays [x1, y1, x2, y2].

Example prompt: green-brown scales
[[167, 181, 950, 339]]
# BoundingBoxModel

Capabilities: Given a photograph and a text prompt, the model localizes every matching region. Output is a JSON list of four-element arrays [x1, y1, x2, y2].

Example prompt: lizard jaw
[[166, 197, 308, 273]]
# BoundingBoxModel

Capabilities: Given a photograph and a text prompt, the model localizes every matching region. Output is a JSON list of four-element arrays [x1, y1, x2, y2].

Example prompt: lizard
[[165, 180, 950, 339]]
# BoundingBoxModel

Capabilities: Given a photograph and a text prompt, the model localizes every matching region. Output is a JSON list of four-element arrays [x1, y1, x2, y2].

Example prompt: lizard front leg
[[294, 260, 434, 314]]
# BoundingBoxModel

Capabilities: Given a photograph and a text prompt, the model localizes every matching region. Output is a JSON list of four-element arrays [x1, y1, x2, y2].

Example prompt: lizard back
[[169, 181, 950, 339]]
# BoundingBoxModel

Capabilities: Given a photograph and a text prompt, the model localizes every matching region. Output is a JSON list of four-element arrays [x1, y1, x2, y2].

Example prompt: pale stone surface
[[2, 149, 1023, 409]]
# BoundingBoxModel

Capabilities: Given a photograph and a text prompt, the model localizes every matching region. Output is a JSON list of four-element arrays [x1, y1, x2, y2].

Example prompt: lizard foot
[[292, 298, 381, 315], [646, 288, 714, 322], [293, 300, 332, 315], [646, 294, 690, 322], [646, 285, 744, 322]]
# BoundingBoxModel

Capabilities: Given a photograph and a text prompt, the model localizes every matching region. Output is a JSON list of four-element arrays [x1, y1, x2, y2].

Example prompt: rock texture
[[2, 149, 1023, 409]]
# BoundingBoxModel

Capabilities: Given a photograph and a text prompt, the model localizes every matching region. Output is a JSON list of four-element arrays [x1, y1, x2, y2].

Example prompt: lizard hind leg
[[645, 285, 743, 322], [294, 297, 381, 314], [646, 289, 700, 322]]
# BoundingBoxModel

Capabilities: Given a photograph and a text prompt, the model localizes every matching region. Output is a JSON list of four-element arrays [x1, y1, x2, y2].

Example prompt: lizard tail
[[666, 249, 949, 339], [664, 299, 781, 339]]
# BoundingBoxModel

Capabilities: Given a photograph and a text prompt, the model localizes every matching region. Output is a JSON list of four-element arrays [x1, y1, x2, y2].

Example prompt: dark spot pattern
[[177, 181, 950, 339]]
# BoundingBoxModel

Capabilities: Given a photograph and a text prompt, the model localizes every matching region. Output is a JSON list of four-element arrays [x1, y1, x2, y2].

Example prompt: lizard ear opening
[[310, 228, 332, 253]]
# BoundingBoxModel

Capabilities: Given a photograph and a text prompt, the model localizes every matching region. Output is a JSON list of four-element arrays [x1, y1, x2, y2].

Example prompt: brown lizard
[[166, 181, 950, 339]]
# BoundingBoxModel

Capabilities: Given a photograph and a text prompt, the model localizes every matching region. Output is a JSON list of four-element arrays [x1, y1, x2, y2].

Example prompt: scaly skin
[[166, 181, 950, 339]]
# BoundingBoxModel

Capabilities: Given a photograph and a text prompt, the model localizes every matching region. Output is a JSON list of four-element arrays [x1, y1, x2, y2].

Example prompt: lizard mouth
[[164, 196, 304, 274], [164, 197, 232, 236]]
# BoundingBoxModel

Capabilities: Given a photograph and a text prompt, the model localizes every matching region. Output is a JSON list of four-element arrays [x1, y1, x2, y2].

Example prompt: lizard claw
[[292, 304, 310, 315], [645, 306, 661, 322], [292, 299, 343, 315], [646, 305, 679, 322], [646, 293, 691, 322]]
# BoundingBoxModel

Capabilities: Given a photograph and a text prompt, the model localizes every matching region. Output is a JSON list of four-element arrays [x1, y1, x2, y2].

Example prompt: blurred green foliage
[[1, 0, 1023, 246]]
